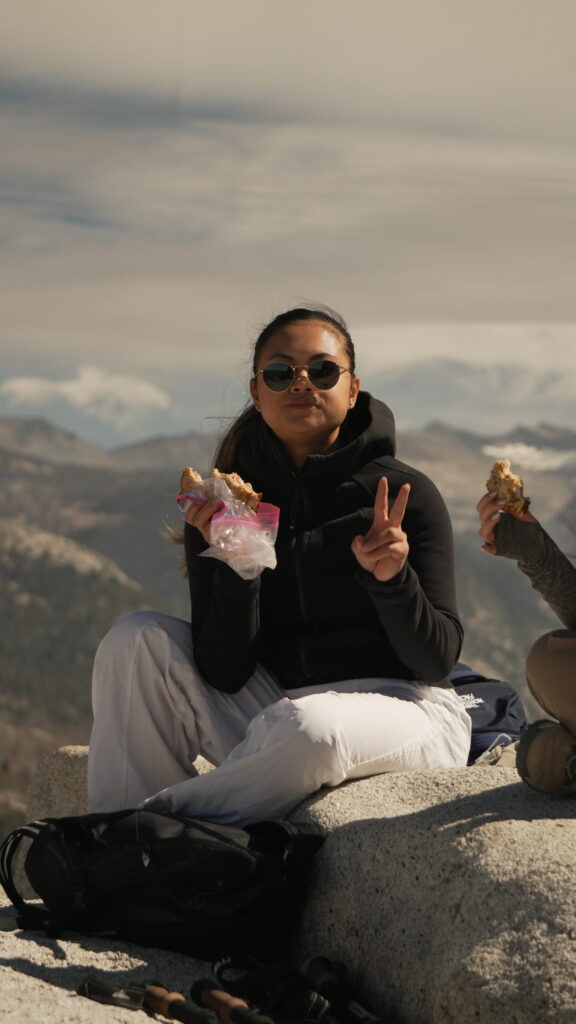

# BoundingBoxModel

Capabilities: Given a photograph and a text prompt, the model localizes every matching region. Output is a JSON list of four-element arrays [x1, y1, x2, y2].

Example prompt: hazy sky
[[1, 0, 575, 444]]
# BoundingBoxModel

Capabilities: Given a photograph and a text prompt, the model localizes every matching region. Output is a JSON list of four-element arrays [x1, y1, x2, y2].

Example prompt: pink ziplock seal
[[212, 501, 280, 529], [176, 492, 209, 511]]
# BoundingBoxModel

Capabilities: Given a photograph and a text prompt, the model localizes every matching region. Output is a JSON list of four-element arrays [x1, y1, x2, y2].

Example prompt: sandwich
[[179, 467, 203, 493], [485, 459, 530, 518], [179, 467, 262, 511]]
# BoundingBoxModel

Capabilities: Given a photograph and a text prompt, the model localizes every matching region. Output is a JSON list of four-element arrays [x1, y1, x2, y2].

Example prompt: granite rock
[[1, 748, 575, 1023]]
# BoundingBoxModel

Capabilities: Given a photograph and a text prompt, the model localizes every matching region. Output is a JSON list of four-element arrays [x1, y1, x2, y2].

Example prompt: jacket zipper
[[289, 481, 311, 680]]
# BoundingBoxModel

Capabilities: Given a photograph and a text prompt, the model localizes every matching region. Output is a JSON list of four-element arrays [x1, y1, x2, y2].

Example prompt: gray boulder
[[292, 766, 576, 1023], [1, 748, 575, 1023]]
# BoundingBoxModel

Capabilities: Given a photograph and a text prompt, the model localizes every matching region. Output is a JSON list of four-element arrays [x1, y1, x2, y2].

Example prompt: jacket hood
[[338, 390, 396, 460], [239, 391, 396, 483]]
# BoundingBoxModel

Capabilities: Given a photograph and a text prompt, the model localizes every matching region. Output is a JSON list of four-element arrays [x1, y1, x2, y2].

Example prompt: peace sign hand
[[351, 476, 411, 582]]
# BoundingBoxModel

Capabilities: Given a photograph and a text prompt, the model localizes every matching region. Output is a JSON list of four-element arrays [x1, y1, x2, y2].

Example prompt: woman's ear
[[249, 377, 260, 411], [349, 376, 360, 407]]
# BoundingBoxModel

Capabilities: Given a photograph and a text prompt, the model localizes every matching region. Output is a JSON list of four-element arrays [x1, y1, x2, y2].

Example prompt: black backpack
[[450, 670, 528, 763], [0, 808, 324, 960]]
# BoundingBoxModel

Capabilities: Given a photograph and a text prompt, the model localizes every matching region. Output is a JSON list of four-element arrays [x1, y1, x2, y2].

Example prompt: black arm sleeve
[[185, 523, 261, 692], [356, 473, 463, 683]]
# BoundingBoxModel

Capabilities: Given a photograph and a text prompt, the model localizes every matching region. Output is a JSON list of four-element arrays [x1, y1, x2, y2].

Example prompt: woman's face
[[249, 320, 360, 461]]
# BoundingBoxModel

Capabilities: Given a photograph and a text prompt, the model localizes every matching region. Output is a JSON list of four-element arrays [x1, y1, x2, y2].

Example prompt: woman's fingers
[[352, 479, 411, 580], [373, 475, 389, 523], [185, 498, 225, 544], [476, 491, 503, 517], [389, 483, 410, 527], [366, 539, 408, 563], [358, 525, 405, 555], [371, 478, 409, 532], [476, 491, 504, 554], [352, 526, 409, 577]]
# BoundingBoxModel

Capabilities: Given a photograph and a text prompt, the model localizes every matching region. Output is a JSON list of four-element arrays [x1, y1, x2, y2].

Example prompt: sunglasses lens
[[307, 360, 341, 389], [260, 359, 344, 391], [262, 362, 294, 391]]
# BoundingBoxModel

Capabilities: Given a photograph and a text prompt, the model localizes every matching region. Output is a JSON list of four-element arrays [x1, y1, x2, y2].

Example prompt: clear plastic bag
[[177, 475, 279, 580]]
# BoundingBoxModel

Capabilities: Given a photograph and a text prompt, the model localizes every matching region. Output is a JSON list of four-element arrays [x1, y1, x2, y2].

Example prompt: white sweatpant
[[87, 611, 471, 826]]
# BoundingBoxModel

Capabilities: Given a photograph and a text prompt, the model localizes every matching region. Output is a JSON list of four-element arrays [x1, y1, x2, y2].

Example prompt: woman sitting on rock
[[88, 306, 471, 824], [477, 490, 576, 795]]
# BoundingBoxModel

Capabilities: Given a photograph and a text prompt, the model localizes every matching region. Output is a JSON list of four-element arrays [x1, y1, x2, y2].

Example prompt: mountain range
[[3, 357, 576, 450], [1, 412, 573, 838], [368, 359, 576, 437]]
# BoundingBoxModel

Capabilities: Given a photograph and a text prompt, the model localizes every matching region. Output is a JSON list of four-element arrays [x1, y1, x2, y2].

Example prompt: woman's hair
[[213, 306, 355, 472]]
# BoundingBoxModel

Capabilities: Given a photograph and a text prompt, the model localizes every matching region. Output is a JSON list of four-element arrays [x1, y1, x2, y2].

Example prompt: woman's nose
[[291, 366, 312, 388]]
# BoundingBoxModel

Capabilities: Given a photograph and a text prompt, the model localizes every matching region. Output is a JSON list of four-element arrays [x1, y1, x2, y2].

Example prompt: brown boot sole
[[516, 719, 576, 795]]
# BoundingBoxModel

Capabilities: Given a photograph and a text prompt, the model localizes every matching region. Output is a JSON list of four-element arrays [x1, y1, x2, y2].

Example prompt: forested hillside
[[0, 519, 152, 835]]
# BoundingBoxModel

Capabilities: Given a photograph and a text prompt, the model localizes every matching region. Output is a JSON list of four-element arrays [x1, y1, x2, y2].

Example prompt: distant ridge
[[368, 359, 576, 436], [111, 430, 218, 471], [498, 423, 576, 450], [0, 416, 115, 467], [0, 416, 217, 472], [3, 412, 576, 478]]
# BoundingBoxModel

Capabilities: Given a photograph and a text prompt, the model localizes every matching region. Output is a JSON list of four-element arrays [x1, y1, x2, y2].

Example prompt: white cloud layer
[[1, 366, 170, 427], [3, 1, 576, 144], [481, 443, 576, 472]]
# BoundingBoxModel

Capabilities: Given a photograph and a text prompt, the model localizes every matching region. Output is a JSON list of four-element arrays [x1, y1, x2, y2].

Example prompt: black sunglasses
[[255, 360, 352, 393]]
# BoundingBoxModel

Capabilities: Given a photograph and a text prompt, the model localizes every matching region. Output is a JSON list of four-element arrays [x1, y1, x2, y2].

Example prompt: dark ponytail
[[212, 405, 259, 473]]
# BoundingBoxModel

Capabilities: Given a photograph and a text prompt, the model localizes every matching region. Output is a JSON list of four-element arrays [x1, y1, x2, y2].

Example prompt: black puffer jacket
[[185, 392, 463, 692]]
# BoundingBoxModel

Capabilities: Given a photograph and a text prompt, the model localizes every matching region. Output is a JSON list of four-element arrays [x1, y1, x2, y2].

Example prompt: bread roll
[[486, 459, 530, 518]]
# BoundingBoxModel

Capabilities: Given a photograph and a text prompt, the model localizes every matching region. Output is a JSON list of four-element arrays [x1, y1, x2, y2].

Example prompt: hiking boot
[[516, 719, 576, 795]]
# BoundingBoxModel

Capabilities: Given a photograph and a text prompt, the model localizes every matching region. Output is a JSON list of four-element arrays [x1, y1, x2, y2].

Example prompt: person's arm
[[184, 522, 261, 693], [352, 474, 463, 683], [478, 497, 576, 629]]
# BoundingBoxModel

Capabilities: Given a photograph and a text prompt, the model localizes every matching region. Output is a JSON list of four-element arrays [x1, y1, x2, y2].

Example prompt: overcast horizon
[[2, 1, 575, 445]]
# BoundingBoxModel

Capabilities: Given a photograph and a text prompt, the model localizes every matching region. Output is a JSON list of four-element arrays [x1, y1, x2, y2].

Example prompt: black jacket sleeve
[[356, 471, 463, 683], [185, 523, 261, 692]]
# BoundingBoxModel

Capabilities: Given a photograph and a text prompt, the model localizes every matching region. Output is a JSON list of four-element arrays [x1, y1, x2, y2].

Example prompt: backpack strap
[[0, 820, 73, 936], [0, 822, 42, 908], [245, 820, 325, 866]]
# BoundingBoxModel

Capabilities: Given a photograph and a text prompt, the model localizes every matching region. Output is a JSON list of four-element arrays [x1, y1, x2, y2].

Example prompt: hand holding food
[[478, 459, 535, 553], [485, 459, 530, 518], [177, 467, 278, 579]]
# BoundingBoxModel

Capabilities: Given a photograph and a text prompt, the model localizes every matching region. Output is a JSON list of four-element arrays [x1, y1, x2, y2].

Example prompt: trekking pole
[[145, 982, 216, 1024], [78, 974, 213, 1024], [301, 957, 382, 1024], [191, 977, 276, 1024]]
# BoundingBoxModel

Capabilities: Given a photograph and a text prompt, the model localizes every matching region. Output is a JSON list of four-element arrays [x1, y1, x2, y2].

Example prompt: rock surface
[[27, 745, 90, 820], [25, 745, 213, 819], [0, 896, 215, 1024], [1, 748, 576, 1023], [292, 766, 576, 1023]]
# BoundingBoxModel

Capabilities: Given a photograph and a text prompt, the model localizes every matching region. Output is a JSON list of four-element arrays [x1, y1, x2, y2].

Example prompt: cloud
[[481, 443, 576, 471], [1, 366, 170, 427], [3, 1, 576, 144]]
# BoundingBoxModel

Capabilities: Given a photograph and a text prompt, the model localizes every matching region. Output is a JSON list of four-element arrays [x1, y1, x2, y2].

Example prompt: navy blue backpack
[[449, 664, 528, 764]]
